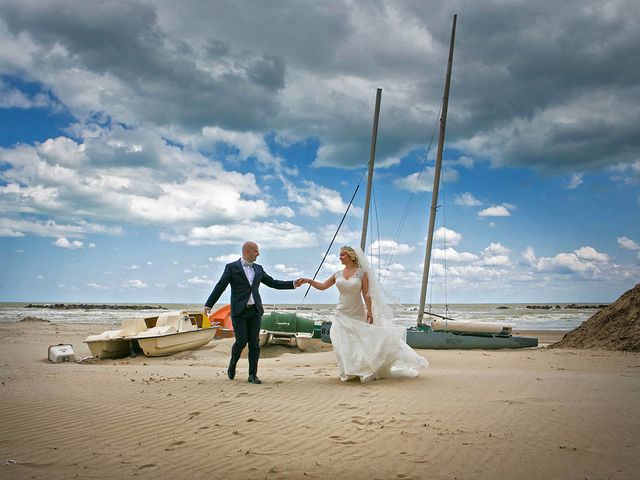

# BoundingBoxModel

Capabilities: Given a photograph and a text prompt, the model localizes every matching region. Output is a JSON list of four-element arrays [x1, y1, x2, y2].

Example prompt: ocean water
[[0, 302, 602, 331]]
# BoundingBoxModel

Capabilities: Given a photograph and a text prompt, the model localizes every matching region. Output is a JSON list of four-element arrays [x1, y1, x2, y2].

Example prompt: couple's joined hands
[[294, 278, 312, 288]]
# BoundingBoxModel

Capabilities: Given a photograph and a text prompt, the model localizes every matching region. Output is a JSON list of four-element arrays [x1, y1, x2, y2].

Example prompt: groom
[[204, 241, 303, 384]]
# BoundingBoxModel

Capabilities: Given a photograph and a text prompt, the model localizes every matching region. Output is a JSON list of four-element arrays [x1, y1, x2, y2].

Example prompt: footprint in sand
[[329, 435, 357, 445], [169, 440, 186, 447], [187, 411, 202, 420], [337, 403, 358, 410]]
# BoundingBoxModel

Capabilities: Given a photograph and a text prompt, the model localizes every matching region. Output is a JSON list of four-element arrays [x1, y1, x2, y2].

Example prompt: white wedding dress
[[330, 267, 428, 383]]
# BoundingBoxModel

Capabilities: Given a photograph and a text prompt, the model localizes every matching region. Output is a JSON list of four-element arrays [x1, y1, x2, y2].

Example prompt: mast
[[360, 88, 382, 251], [417, 14, 457, 325]]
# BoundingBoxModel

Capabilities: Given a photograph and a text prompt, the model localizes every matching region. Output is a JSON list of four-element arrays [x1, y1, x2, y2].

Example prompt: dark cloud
[[1, 0, 639, 173]]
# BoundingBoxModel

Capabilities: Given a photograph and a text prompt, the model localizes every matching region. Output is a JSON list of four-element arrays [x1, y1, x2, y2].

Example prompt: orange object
[[209, 304, 234, 338]]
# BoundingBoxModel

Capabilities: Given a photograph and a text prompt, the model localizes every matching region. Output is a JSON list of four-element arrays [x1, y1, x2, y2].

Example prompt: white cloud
[[484, 242, 511, 256], [524, 246, 610, 275], [0, 216, 121, 239], [478, 205, 512, 217], [618, 236, 640, 250], [122, 279, 148, 289], [432, 247, 478, 262], [282, 178, 362, 218], [368, 240, 415, 256], [393, 167, 459, 192], [273, 264, 302, 277], [164, 221, 316, 248], [54, 237, 83, 249], [454, 192, 482, 207], [433, 227, 462, 247], [187, 276, 211, 286], [216, 253, 240, 263], [575, 246, 609, 262], [201, 126, 284, 171], [566, 173, 584, 189], [522, 246, 537, 265]]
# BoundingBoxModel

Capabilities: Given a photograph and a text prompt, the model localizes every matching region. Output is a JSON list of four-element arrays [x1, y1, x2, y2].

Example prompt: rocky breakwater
[[25, 304, 168, 310]]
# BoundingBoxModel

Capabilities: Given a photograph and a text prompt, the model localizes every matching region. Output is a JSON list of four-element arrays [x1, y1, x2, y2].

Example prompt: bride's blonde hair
[[340, 246, 359, 267]]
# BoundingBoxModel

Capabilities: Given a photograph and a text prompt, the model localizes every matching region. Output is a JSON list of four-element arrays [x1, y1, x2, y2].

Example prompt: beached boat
[[319, 15, 537, 349], [84, 311, 218, 358], [259, 311, 315, 351], [209, 304, 235, 338]]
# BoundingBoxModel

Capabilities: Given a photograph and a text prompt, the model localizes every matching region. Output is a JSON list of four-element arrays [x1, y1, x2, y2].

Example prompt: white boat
[[135, 311, 217, 356], [84, 311, 218, 358]]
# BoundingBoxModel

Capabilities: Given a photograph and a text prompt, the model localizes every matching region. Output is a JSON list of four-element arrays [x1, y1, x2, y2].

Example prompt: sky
[[0, 0, 639, 305]]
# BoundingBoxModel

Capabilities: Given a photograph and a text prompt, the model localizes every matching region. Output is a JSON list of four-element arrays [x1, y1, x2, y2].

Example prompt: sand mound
[[551, 283, 640, 351]]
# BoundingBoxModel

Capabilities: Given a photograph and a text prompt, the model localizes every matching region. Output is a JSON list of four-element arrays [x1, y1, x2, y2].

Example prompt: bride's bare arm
[[300, 276, 336, 291], [361, 273, 373, 323]]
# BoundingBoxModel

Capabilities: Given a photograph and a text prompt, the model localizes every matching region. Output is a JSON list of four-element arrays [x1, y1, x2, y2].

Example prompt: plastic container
[[48, 344, 76, 363]]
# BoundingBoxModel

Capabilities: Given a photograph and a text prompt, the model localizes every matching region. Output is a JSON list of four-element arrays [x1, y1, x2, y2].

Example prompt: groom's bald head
[[242, 241, 259, 262]]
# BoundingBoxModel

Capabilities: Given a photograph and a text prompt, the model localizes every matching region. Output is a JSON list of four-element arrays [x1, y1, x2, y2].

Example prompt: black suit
[[205, 259, 294, 376]]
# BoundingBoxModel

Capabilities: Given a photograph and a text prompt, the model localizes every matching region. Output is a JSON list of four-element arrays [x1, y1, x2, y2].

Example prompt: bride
[[300, 246, 427, 383]]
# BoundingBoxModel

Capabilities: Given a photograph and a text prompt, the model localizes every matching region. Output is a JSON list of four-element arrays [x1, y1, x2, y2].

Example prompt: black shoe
[[227, 363, 236, 380], [247, 375, 262, 384]]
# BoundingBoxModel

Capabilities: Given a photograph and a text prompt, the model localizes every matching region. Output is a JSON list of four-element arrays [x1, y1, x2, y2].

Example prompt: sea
[[0, 302, 604, 331]]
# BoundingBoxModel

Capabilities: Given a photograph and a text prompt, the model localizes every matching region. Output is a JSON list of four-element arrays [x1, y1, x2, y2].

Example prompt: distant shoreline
[[24, 303, 169, 310]]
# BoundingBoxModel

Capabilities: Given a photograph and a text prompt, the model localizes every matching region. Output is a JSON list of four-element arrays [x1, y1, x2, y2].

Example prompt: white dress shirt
[[241, 259, 255, 305]]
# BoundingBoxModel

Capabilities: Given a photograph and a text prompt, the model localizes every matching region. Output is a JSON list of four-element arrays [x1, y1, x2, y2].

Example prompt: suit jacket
[[205, 259, 294, 316]]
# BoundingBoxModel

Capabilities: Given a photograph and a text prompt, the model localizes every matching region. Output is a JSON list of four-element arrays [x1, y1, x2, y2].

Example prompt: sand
[[1, 322, 638, 480]]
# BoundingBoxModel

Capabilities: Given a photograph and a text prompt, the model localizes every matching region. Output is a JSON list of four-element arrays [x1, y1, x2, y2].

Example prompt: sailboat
[[321, 14, 538, 349]]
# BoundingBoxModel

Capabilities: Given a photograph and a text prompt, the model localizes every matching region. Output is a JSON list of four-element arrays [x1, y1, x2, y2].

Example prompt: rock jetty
[[25, 304, 167, 310]]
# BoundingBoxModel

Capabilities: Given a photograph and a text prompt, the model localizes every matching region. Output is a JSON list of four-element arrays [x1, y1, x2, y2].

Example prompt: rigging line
[[381, 103, 442, 274], [301, 176, 365, 302]]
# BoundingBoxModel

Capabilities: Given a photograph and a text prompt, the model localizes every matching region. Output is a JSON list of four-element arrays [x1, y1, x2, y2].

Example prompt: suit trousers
[[230, 305, 262, 376]]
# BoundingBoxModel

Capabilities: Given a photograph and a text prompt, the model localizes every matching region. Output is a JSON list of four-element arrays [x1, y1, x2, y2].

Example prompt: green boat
[[259, 311, 318, 351]]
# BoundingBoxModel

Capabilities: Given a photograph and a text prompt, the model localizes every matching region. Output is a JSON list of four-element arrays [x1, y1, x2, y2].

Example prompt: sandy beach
[[1, 322, 638, 480]]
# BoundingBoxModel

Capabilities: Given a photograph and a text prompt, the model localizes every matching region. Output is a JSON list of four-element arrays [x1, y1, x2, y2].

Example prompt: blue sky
[[1, 0, 639, 305]]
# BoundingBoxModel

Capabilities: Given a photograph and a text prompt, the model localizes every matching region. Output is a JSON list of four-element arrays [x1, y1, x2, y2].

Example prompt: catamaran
[[320, 14, 538, 349]]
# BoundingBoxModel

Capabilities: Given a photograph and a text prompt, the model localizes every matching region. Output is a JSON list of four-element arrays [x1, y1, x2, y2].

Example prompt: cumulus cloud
[[432, 247, 478, 262], [618, 236, 640, 250], [478, 205, 513, 217], [566, 173, 584, 189], [122, 279, 148, 289], [281, 178, 362, 218], [0, 217, 121, 239], [187, 276, 211, 286], [454, 192, 482, 206], [523, 246, 611, 275], [163, 221, 317, 248], [433, 227, 462, 247], [368, 240, 415, 256], [54, 237, 83, 249], [393, 167, 459, 192]]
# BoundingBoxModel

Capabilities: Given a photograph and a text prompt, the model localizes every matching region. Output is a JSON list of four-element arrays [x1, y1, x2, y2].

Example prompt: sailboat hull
[[406, 328, 538, 349], [320, 321, 538, 349]]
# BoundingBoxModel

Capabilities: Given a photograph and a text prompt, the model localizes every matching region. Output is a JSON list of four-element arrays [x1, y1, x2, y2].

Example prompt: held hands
[[294, 278, 306, 288]]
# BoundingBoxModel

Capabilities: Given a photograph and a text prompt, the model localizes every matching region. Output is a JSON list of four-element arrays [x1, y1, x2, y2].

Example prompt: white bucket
[[48, 344, 76, 363]]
